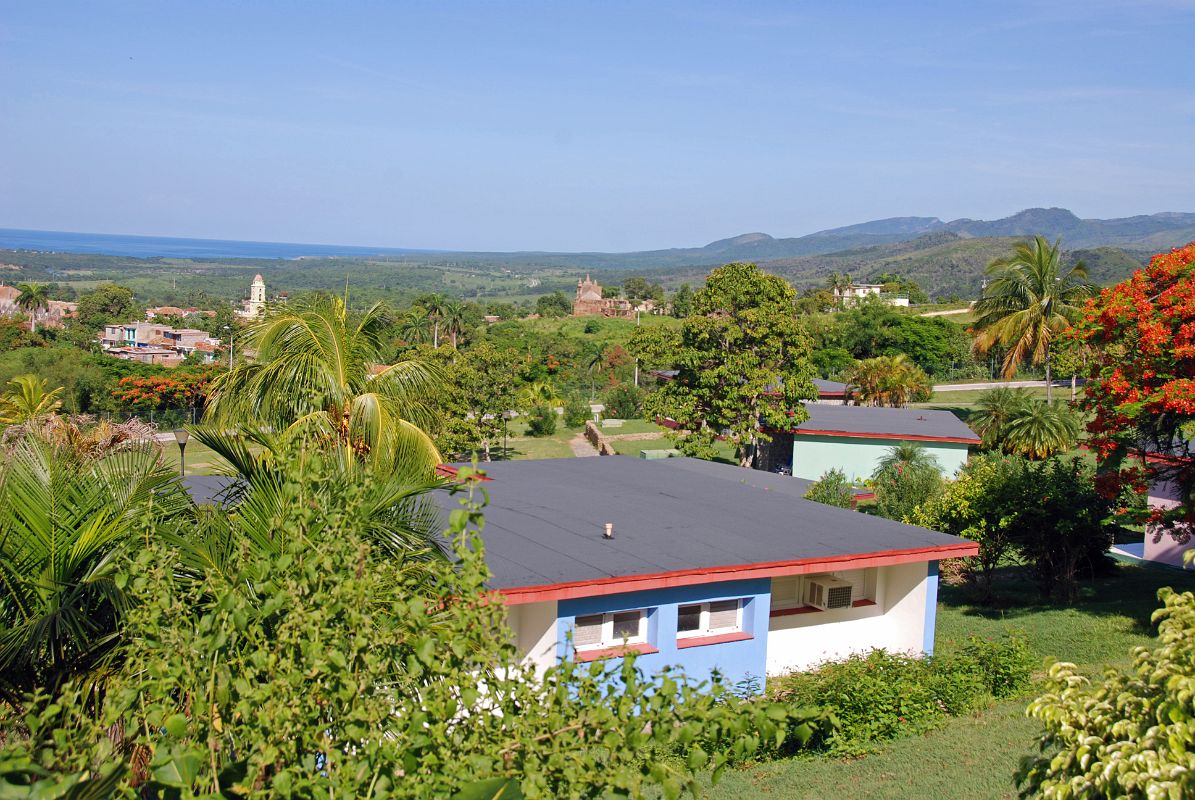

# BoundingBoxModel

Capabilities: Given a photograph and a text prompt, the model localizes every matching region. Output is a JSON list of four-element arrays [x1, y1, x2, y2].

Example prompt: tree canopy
[[630, 262, 816, 467]]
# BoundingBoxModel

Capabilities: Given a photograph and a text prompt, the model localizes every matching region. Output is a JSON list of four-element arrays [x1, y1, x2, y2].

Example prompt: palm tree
[[870, 443, 943, 521], [970, 387, 1035, 450], [873, 442, 942, 477], [1001, 402, 1081, 460], [423, 295, 449, 348], [845, 355, 932, 408], [15, 282, 50, 334], [517, 380, 562, 410], [973, 236, 1096, 402], [0, 374, 63, 424], [826, 273, 853, 309], [397, 308, 432, 346], [441, 299, 470, 349], [202, 295, 443, 474], [0, 436, 189, 698]]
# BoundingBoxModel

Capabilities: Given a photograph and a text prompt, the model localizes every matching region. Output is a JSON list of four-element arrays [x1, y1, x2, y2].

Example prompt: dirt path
[[569, 434, 600, 457]]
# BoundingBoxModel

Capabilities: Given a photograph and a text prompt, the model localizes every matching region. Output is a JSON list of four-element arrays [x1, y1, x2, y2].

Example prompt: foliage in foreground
[[1, 460, 832, 798], [1019, 588, 1195, 799], [770, 636, 1034, 755], [870, 443, 942, 521]]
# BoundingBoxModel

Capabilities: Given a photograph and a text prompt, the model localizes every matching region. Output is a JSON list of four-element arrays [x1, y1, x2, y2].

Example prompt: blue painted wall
[[558, 578, 771, 691], [922, 560, 939, 655]]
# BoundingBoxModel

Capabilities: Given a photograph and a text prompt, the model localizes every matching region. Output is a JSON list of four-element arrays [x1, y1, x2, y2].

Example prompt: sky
[[1, 1, 1193, 252]]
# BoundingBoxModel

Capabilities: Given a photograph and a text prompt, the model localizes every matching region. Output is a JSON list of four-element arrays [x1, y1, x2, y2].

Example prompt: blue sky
[[1, 1, 1193, 251]]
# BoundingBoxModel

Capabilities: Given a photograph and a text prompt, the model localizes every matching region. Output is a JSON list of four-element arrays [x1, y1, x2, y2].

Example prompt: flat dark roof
[[793, 404, 979, 443], [436, 456, 973, 596]]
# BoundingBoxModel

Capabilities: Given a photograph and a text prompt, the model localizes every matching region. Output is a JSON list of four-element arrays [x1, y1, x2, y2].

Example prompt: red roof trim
[[434, 464, 493, 482], [772, 427, 979, 445], [498, 543, 977, 605]]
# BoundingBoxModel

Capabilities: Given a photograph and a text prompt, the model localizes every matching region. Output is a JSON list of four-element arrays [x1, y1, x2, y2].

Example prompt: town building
[[1111, 449, 1195, 568], [573, 275, 634, 318], [431, 456, 976, 686], [0, 285, 78, 327], [101, 322, 221, 364], [755, 403, 980, 481], [834, 283, 910, 308]]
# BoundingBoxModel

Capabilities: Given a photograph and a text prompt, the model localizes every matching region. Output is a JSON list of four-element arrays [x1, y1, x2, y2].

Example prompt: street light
[[173, 428, 190, 476], [223, 325, 233, 369]]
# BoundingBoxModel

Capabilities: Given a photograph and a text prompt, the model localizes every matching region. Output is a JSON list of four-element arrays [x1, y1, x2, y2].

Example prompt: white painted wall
[[765, 562, 929, 676], [507, 600, 558, 677]]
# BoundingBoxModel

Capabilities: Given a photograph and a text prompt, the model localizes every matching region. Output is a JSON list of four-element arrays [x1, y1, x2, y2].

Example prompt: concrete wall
[[791, 435, 969, 482], [556, 579, 772, 689], [507, 600, 559, 677], [765, 561, 931, 676], [1144, 477, 1195, 567]]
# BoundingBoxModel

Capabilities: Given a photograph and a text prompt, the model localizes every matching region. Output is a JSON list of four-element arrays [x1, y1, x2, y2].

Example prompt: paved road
[[933, 380, 1074, 392]]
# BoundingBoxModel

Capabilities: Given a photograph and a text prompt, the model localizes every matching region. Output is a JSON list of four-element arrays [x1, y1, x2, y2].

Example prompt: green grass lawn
[[161, 439, 228, 476], [706, 562, 1195, 799]]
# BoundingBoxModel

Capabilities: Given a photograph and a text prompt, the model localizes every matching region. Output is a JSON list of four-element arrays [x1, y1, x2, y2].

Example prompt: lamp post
[[173, 428, 190, 476], [223, 325, 233, 369]]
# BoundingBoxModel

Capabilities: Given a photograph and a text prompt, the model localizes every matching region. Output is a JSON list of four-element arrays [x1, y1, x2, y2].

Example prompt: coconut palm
[[0, 436, 189, 698], [397, 308, 432, 346], [970, 387, 1035, 450], [0, 374, 64, 425], [202, 295, 443, 475], [517, 380, 562, 410], [15, 282, 50, 333], [973, 236, 1096, 402], [845, 354, 932, 408], [1001, 402, 1081, 460], [826, 273, 853, 309]]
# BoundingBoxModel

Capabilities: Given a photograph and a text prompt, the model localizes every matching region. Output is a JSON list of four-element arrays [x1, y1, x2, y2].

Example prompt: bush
[[583, 319, 601, 334], [562, 395, 591, 428], [770, 635, 1034, 754], [804, 468, 854, 508], [604, 383, 644, 419], [525, 404, 557, 437]]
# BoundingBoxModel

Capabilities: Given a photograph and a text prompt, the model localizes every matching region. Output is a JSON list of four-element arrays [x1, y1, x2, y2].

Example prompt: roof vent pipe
[[603, 522, 614, 539]]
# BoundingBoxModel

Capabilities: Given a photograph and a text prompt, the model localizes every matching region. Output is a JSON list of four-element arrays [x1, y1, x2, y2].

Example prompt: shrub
[[583, 318, 601, 334], [804, 468, 854, 508], [525, 404, 557, 437], [1019, 589, 1195, 798], [562, 395, 591, 428], [604, 383, 644, 420], [770, 636, 1034, 754], [870, 443, 943, 522]]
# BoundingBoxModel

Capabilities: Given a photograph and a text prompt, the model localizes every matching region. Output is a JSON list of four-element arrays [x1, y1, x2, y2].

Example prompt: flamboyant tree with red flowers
[[1075, 242, 1195, 536], [111, 369, 215, 416]]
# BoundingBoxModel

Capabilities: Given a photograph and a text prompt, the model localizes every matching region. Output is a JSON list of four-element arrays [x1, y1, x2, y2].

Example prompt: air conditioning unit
[[806, 576, 854, 610]]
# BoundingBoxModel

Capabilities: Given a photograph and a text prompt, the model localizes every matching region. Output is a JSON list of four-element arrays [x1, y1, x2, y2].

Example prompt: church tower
[[247, 274, 266, 317]]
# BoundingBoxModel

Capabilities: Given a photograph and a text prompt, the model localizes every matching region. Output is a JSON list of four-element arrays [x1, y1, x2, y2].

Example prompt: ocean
[[0, 228, 430, 260]]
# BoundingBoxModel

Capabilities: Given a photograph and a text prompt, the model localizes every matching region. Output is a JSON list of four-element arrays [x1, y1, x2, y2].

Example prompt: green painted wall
[[791, 436, 969, 482]]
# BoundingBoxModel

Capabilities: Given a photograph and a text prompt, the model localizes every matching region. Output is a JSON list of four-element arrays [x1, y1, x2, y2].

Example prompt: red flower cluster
[[112, 369, 214, 412], [1076, 242, 1195, 527]]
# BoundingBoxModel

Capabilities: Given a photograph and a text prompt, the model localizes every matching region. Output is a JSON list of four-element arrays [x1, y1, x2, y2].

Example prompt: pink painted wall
[[1145, 477, 1194, 567]]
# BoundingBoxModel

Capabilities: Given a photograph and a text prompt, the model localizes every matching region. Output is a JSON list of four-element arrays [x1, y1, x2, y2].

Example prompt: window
[[571, 609, 648, 651], [675, 599, 743, 639]]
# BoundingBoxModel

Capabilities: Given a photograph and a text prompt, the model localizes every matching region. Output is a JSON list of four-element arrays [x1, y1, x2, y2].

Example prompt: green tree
[[973, 236, 1096, 401], [423, 294, 449, 348], [73, 284, 142, 331], [441, 298, 471, 349], [0, 435, 187, 699], [525, 404, 557, 437], [1019, 587, 1195, 798], [0, 374, 63, 424], [397, 306, 432, 346], [804, 468, 854, 508], [436, 343, 521, 461], [535, 291, 572, 318], [671, 283, 694, 317], [604, 383, 644, 419], [202, 295, 443, 474], [870, 443, 943, 521], [631, 262, 816, 467], [14, 282, 50, 333]]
